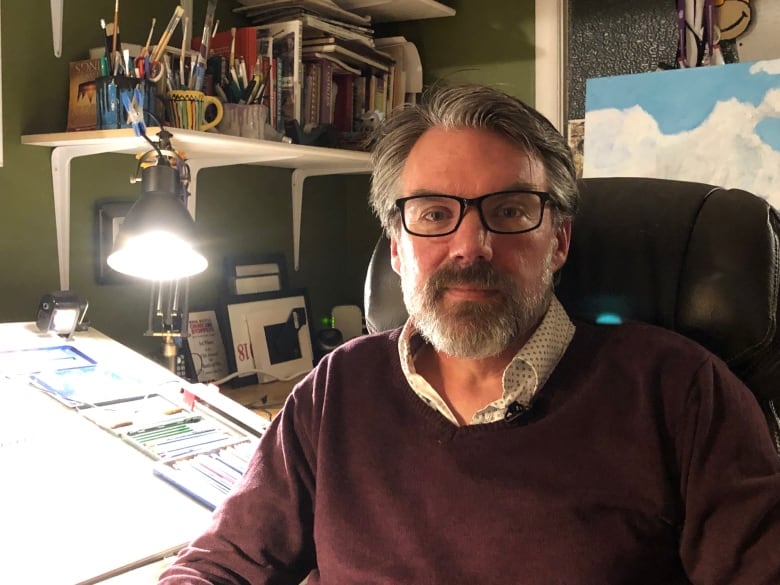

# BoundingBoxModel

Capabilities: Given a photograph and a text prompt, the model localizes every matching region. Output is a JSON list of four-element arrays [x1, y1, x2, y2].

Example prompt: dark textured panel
[[568, 0, 678, 121]]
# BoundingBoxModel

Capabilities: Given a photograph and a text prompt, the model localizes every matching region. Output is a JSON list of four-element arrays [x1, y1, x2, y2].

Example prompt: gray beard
[[402, 252, 554, 359]]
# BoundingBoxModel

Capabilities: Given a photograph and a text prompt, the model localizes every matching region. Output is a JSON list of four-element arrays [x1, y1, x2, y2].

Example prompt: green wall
[[376, 1, 535, 102], [0, 0, 534, 362]]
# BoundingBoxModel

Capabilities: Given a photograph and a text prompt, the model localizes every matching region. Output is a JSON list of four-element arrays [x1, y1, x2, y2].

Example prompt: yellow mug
[[165, 90, 224, 131]]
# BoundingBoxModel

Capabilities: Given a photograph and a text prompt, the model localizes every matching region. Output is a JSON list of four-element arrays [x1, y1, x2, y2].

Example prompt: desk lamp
[[107, 131, 207, 280], [107, 129, 207, 373]]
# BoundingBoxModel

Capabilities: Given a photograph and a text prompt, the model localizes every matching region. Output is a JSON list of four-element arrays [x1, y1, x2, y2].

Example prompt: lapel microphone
[[504, 401, 530, 424]]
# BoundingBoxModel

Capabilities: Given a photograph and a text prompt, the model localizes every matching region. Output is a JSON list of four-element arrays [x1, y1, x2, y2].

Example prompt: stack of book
[[189, 1, 421, 148], [235, 0, 375, 47]]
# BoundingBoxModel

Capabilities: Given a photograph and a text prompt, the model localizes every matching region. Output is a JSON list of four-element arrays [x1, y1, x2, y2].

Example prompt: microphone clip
[[504, 401, 530, 424]]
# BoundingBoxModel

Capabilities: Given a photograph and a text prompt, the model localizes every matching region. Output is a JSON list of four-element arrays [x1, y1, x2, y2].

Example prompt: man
[[159, 84, 780, 584]]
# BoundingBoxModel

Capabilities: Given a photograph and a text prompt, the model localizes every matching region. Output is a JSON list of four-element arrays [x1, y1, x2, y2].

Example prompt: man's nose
[[448, 208, 493, 262]]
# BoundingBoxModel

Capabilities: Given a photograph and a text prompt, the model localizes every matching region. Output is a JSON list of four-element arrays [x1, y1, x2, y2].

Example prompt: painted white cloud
[[750, 60, 780, 75], [584, 93, 780, 208]]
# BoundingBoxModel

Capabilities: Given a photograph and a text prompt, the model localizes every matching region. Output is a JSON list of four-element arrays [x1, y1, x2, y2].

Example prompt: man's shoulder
[[571, 319, 716, 363], [337, 327, 402, 352], [315, 327, 403, 372]]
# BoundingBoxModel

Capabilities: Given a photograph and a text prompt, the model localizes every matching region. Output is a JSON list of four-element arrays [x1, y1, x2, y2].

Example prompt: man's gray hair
[[369, 83, 579, 236]]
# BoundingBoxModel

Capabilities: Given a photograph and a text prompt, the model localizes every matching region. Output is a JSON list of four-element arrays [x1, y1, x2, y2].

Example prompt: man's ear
[[390, 236, 402, 276], [551, 218, 572, 273]]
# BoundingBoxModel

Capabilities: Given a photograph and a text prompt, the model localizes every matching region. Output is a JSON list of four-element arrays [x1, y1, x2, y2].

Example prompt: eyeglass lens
[[400, 191, 544, 236]]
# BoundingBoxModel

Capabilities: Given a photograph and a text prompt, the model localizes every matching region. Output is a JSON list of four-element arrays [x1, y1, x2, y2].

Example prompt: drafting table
[[0, 322, 266, 584]]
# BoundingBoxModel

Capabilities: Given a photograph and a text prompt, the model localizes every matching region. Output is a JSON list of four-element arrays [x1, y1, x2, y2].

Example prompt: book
[[375, 43, 405, 110], [302, 37, 393, 73], [234, 0, 371, 28], [353, 74, 367, 118], [302, 60, 321, 126], [259, 20, 304, 126], [195, 26, 262, 97], [319, 58, 336, 124], [66, 59, 102, 132], [304, 51, 361, 76], [373, 72, 387, 116], [294, 12, 374, 46], [197, 26, 259, 71], [333, 72, 355, 132]]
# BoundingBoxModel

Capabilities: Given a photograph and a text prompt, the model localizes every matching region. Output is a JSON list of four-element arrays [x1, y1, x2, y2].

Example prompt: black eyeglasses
[[395, 190, 553, 237]]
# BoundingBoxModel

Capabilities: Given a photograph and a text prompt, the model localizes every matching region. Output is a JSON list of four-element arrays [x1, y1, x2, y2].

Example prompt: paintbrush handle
[[151, 5, 184, 62]]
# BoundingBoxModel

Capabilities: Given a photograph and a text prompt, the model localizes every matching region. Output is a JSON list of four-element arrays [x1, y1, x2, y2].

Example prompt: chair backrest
[[363, 177, 780, 451]]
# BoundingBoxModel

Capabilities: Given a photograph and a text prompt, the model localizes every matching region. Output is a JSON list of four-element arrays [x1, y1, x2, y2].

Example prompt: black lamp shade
[[107, 165, 208, 280]]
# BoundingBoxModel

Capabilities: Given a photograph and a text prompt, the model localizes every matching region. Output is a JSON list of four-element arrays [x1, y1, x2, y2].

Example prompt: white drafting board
[[0, 323, 213, 584]]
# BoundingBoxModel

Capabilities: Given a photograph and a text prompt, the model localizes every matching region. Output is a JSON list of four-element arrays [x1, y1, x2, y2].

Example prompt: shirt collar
[[398, 295, 575, 425]]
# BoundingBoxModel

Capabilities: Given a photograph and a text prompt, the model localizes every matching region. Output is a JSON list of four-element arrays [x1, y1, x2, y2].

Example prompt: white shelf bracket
[[291, 167, 370, 271], [51, 143, 132, 291], [184, 155, 276, 217]]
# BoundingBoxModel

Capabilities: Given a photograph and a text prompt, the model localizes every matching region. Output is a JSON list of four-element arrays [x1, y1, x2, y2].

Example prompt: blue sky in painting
[[586, 61, 780, 135], [583, 59, 780, 207]]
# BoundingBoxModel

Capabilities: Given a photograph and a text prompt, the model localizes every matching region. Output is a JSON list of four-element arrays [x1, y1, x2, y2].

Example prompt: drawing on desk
[[0, 344, 95, 378], [29, 365, 151, 408]]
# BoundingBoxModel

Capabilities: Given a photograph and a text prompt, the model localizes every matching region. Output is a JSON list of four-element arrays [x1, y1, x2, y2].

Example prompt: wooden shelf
[[22, 128, 372, 288], [22, 127, 371, 170]]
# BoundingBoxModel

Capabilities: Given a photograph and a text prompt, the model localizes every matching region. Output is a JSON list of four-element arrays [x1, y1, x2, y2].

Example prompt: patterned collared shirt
[[398, 296, 575, 426]]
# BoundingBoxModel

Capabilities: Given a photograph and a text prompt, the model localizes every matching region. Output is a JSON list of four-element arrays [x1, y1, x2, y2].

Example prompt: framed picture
[[223, 253, 288, 296], [219, 289, 314, 386], [94, 199, 135, 284]]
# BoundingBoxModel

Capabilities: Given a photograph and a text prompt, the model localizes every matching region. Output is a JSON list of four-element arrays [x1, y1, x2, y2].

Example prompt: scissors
[[134, 54, 165, 82], [132, 16, 163, 82]]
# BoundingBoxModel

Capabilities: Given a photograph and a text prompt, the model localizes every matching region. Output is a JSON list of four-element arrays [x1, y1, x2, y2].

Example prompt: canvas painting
[[583, 59, 780, 208]]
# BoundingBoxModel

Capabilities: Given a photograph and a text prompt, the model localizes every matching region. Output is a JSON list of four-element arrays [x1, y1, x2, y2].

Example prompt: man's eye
[[420, 208, 452, 222], [496, 206, 528, 218]]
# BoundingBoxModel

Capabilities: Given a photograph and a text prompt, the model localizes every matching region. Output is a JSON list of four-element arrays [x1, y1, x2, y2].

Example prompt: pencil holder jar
[[218, 103, 269, 139], [165, 90, 224, 131], [95, 75, 156, 130]]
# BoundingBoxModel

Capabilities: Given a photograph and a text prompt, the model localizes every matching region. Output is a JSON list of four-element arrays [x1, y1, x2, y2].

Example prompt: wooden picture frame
[[94, 199, 135, 285], [219, 289, 314, 386]]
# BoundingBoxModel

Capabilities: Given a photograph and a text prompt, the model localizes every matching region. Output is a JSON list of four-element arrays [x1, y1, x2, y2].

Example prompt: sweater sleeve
[[157, 380, 319, 585], [675, 356, 780, 585]]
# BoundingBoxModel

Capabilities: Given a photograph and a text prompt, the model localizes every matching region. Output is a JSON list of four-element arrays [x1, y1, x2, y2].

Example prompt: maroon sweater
[[159, 322, 780, 585]]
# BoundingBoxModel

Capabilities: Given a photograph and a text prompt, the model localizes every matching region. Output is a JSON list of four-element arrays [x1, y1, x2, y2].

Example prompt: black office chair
[[364, 177, 780, 452]]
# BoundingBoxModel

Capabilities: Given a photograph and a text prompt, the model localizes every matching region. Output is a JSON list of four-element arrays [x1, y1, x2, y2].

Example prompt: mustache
[[426, 260, 514, 298]]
